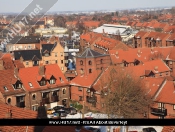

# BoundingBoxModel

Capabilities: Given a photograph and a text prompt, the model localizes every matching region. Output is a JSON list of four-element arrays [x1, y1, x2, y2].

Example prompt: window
[[60, 52, 63, 56], [50, 79, 56, 84], [13, 82, 22, 89], [89, 69, 92, 73], [29, 82, 33, 87], [28, 45, 31, 49], [55, 60, 58, 64], [173, 105, 175, 110], [42, 92, 49, 98], [32, 94, 36, 100], [61, 60, 64, 64], [59, 77, 63, 82], [170, 61, 173, 65], [158, 103, 164, 108], [45, 61, 49, 64], [61, 67, 64, 71], [80, 60, 83, 65], [45, 53, 49, 57], [32, 105, 38, 111], [39, 80, 46, 86], [79, 96, 83, 101], [26, 61, 29, 65], [78, 87, 82, 91], [3, 86, 8, 91], [160, 73, 162, 76], [63, 89, 66, 94], [7, 98, 11, 104], [55, 53, 57, 57], [88, 61, 92, 65]]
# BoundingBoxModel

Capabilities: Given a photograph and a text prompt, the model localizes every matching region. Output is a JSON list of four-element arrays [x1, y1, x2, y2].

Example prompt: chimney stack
[[137, 49, 141, 56], [38, 65, 45, 76], [102, 29, 105, 35], [154, 66, 158, 72], [5, 108, 12, 119], [80, 69, 84, 76], [116, 51, 119, 58], [14, 67, 19, 77], [0, 59, 4, 70]]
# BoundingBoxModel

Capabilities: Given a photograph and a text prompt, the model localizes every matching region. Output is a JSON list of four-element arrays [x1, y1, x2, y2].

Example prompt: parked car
[[63, 107, 77, 115], [54, 109, 67, 117], [47, 108, 55, 115], [142, 127, 157, 132], [53, 105, 64, 111]]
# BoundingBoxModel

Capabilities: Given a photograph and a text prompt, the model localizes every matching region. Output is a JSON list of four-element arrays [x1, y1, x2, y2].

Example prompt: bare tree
[[97, 66, 152, 118]]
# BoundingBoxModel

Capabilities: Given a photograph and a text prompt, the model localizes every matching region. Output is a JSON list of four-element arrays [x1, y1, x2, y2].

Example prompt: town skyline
[[0, 0, 175, 13]]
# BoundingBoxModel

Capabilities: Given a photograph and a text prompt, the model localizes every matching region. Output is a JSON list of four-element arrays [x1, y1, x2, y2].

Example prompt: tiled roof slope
[[0, 101, 37, 132], [14, 50, 42, 61], [77, 48, 108, 58], [19, 64, 69, 91]]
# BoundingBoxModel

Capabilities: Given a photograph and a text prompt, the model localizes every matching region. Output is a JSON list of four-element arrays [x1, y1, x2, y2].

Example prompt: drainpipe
[[28, 92, 32, 110], [25, 126, 28, 132]]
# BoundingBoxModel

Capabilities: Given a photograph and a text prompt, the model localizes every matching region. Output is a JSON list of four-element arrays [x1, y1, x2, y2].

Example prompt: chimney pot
[[154, 66, 158, 71]]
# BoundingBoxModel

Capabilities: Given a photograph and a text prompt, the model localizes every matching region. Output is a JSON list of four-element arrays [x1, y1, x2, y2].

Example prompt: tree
[[54, 16, 66, 27], [76, 21, 85, 34], [102, 14, 112, 23], [116, 11, 119, 17], [98, 66, 152, 118]]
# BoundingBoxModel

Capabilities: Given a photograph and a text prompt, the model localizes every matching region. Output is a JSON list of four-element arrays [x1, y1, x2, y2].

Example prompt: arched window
[[80, 60, 83, 65], [88, 60, 92, 65], [100, 59, 103, 64], [89, 69, 92, 73], [63, 89, 66, 94], [7, 98, 11, 104], [32, 94, 36, 100]]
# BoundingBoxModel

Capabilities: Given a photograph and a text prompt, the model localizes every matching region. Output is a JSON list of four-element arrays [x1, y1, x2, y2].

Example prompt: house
[[6, 36, 41, 52], [18, 64, 70, 110], [0, 69, 26, 108]]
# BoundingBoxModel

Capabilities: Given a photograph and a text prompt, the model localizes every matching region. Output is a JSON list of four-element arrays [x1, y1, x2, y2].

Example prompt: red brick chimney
[[38, 65, 45, 76], [5, 108, 12, 119]]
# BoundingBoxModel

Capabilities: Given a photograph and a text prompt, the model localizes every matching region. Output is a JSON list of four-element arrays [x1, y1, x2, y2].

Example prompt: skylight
[[29, 82, 33, 87], [3, 86, 8, 91]]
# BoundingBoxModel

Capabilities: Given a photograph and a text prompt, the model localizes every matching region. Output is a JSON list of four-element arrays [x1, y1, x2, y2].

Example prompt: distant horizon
[[0, 0, 175, 14]]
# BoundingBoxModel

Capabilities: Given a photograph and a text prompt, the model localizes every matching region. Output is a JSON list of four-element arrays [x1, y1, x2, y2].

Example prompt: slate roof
[[77, 48, 108, 58], [14, 50, 42, 61], [41, 44, 55, 56], [9, 36, 40, 44]]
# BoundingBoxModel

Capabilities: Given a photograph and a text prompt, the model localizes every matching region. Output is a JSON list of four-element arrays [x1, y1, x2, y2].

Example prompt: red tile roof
[[135, 31, 149, 38], [0, 69, 25, 95], [19, 64, 69, 91], [0, 101, 37, 132], [0, 53, 14, 70], [70, 70, 101, 88], [42, 126, 92, 132], [162, 126, 175, 132], [155, 81, 175, 104]]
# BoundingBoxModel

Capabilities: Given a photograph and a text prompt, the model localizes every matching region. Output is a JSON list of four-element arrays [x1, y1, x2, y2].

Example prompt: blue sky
[[0, 0, 175, 13]]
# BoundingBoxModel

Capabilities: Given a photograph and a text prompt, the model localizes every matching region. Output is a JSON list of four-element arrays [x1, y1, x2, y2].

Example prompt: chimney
[[113, 127, 120, 132], [44, 17, 47, 25], [116, 51, 119, 58], [90, 34, 92, 39], [20, 56, 24, 63], [5, 108, 12, 119], [137, 49, 141, 56], [151, 47, 154, 53], [154, 66, 158, 72], [83, 30, 85, 34], [38, 65, 45, 76]]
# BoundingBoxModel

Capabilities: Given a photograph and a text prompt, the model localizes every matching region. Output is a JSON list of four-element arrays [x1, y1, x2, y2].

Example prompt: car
[[54, 109, 67, 117], [142, 127, 157, 132], [63, 107, 77, 115], [47, 108, 55, 115], [53, 105, 64, 111]]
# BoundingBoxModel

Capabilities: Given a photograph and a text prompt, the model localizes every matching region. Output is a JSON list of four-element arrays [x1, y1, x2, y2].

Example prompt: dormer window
[[45, 53, 49, 57], [3, 86, 8, 91], [13, 81, 22, 89], [38, 78, 46, 86], [50, 78, 56, 84]]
